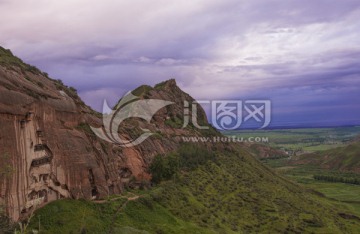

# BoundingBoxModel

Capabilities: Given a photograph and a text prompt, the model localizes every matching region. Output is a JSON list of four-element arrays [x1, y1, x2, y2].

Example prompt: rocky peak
[[154, 78, 181, 93], [159, 78, 177, 89], [0, 46, 217, 221]]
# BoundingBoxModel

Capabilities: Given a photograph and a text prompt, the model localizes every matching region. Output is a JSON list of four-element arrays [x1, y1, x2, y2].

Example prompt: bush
[[177, 143, 216, 169], [149, 144, 216, 183], [149, 153, 179, 184], [313, 174, 360, 185]]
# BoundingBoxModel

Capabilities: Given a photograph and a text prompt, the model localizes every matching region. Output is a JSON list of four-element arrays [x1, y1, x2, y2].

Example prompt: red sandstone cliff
[[0, 47, 216, 221]]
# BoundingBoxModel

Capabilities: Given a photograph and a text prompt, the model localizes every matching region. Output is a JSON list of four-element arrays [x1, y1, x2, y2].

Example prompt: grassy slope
[[157, 149, 360, 233], [27, 147, 360, 233], [247, 143, 288, 159], [264, 158, 360, 221], [26, 197, 211, 234], [306, 182, 360, 216], [290, 140, 360, 172], [224, 127, 360, 153], [0, 47, 42, 74], [2, 45, 358, 232]]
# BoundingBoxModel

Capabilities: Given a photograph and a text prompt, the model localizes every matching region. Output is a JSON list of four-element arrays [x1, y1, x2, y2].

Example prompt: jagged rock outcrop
[[0, 47, 217, 221]]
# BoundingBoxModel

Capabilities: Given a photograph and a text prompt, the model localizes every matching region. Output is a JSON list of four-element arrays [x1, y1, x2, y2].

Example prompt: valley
[[1, 47, 360, 233], [224, 127, 360, 220]]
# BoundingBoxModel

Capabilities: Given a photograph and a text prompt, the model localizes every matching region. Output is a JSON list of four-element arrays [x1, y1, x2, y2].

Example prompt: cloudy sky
[[1, 0, 360, 127]]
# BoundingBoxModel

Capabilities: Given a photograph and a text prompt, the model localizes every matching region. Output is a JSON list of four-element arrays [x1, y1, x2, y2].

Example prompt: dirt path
[[92, 192, 140, 204], [92, 196, 126, 204]]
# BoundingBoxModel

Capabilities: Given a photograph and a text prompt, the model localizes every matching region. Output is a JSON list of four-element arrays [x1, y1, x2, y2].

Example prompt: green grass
[[301, 181, 360, 217], [113, 194, 213, 234], [28, 163, 360, 233], [27, 199, 118, 233], [27, 195, 212, 234], [263, 157, 360, 219], [25, 143, 360, 233], [223, 126, 360, 153], [307, 182, 360, 203], [0, 46, 41, 74], [132, 85, 153, 97], [156, 151, 360, 233], [288, 138, 360, 173]]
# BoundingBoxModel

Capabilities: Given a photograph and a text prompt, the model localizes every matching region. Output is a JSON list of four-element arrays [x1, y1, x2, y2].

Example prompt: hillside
[[0, 46, 214, 222], [0, 46, 360, 233], [289, 137, 360, 173], [27, 144, 360, 233], [245, 143, 288, 160]]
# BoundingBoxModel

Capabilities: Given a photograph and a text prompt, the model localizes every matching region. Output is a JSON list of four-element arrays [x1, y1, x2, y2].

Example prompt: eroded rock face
[[0, 48, 216, 221], [0, 70, 108, 220]]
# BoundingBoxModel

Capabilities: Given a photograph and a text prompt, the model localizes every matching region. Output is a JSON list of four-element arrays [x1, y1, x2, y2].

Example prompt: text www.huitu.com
[[181, 136, 269, 143]]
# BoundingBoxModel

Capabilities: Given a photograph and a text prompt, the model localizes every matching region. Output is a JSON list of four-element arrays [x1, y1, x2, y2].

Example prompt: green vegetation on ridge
[[25, 144, 360, 233], [0, 47, 41, 74]]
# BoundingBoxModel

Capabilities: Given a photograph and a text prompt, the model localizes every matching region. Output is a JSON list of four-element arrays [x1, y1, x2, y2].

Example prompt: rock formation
[[0, 46, 215, 221]]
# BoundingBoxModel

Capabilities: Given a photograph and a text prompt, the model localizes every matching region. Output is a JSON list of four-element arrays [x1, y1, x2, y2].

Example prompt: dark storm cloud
[[0, 0, 359, 126]]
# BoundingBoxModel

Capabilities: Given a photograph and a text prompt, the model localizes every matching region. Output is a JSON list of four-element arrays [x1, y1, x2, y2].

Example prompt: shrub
[[177, 143, 216, 169], [149, 144, 216, 183], [313, 174, 360, 185], [149, 153, 179, 184]]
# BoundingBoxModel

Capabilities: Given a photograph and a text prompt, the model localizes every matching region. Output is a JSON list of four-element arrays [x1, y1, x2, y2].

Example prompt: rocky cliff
[[0, 46, 217, 221]]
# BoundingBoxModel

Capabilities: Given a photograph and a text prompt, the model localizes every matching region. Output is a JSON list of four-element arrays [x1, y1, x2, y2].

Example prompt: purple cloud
[[0, 0, 359, 126]]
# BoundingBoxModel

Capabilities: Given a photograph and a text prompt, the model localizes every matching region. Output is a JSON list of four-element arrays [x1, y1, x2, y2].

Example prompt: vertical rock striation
[[0, 46, 214, 221]]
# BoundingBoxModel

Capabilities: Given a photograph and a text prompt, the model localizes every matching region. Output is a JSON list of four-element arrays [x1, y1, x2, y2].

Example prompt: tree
[[149, 153, 180, 184], [150, 155, 165, 184]]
